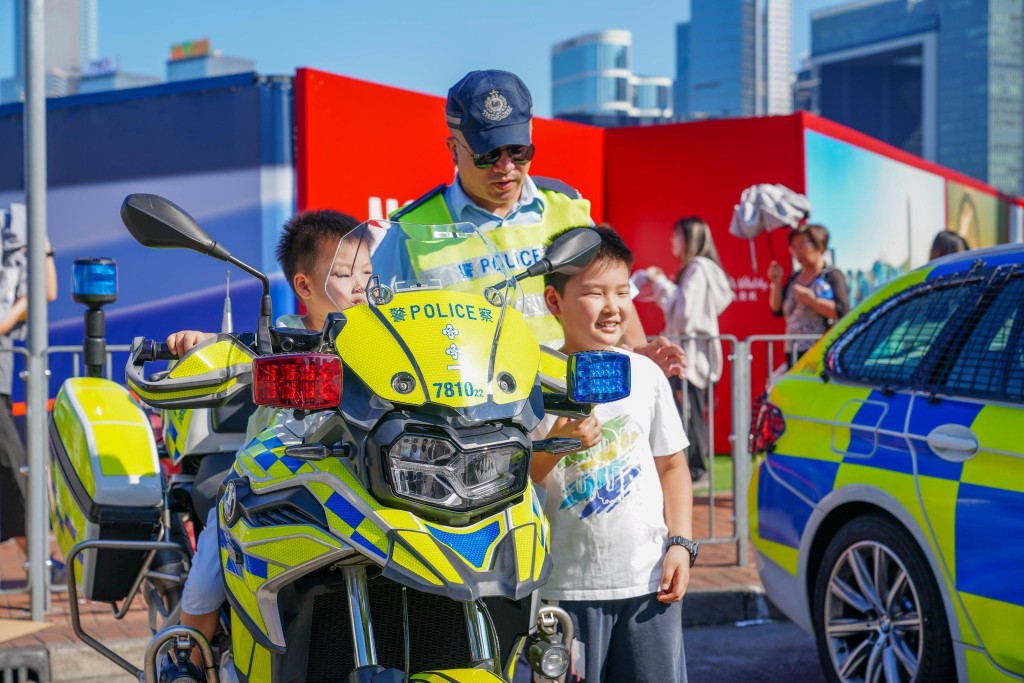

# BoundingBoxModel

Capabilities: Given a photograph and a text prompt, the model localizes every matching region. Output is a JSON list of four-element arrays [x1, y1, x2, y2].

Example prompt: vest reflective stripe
[[393, 188, 592, 347]]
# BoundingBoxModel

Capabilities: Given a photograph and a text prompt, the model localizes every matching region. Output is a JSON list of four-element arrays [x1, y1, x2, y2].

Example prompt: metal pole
[[731, 340, 751, 567], [24, 0, 50, 620]]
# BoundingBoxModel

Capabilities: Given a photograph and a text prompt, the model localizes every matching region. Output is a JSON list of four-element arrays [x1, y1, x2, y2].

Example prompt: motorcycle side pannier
[[48, 378, 162, 602]]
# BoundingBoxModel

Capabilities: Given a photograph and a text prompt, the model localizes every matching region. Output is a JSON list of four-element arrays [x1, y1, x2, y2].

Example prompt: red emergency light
[[252, 353, 342, 410]]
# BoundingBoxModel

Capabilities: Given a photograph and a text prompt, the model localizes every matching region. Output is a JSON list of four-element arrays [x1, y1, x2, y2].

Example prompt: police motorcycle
[[50, 194, 631, 683]]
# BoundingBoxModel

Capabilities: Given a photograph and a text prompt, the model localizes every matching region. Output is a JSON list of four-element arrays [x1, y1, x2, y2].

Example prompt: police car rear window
[[938, 276, 1024, 403], [828, 280, 981, 388]]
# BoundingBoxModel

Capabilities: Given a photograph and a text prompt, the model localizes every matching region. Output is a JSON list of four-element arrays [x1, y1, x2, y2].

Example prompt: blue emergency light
[[567, 351, 630, 403], [72, 257, 118, 306]]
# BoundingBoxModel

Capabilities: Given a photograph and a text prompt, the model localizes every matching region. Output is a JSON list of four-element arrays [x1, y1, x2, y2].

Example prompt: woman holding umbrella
[[767, 223, 849, 366]]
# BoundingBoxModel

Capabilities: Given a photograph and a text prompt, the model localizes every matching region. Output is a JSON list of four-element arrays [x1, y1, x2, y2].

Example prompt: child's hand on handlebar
[[547, 414, 603, 452], [166, 330, 215, 357]]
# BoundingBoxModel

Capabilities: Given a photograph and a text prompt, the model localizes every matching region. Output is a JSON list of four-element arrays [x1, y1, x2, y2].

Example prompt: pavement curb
[[683, 586, 787, 629]]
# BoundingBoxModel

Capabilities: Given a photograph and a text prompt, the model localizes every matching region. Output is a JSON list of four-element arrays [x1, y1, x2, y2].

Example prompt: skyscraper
[[806, 0, 1024, 195], [551, 30, 673, 126], [764, 0, 792, 116], [3, 0, 99, 102], [676, 0, 793, 121]]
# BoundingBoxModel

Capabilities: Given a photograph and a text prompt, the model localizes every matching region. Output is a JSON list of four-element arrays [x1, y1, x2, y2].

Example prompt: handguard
[[125, 333, 256, 409]]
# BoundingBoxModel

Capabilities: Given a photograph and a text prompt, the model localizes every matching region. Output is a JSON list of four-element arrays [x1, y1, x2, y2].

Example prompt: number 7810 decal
[[433, 382, 484, 398]]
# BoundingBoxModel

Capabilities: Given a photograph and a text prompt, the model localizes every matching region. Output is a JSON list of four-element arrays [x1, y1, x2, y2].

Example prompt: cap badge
[[482, 90, 512, 121]]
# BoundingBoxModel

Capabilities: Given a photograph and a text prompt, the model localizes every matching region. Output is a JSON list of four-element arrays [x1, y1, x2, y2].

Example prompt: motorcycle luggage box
[[48, 378, 162, 602]]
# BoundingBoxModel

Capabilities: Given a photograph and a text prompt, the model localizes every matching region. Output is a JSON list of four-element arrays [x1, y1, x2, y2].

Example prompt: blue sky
[[1, 0, 842, 116]]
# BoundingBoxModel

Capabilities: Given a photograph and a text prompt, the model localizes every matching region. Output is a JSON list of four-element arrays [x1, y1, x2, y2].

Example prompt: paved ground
[[0, 492, 766, 680], [685, 621, 825, 682]]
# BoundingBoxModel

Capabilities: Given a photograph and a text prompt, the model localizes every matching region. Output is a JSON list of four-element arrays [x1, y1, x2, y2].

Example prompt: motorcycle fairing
[[219, 498, 352, 650], [538, 346, 569, 393], [223, 426, 551, 648], [335, 290, 540, 409], [229, 616, 273, 683], [126, 333, 255, 409]]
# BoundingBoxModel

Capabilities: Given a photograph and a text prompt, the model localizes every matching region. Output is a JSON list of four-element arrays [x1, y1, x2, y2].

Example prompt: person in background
[[767, 224, 849, 366], [532, 226, 693, 683], [0, 228, 58, 579], [636, 217, 733, 483], [929, 230, 970, 261]]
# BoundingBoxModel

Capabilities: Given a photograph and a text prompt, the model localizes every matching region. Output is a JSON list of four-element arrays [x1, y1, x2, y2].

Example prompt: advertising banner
[[804, 129, 946, 306], [946, 180, 1010, 249]]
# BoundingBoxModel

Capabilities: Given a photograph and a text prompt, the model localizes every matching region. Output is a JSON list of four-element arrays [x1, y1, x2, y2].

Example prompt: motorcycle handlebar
[[136, 339, 176, 362]]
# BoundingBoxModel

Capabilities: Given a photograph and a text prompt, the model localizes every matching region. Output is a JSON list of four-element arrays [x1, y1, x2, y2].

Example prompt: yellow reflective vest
[[391, 179, 592, 347]]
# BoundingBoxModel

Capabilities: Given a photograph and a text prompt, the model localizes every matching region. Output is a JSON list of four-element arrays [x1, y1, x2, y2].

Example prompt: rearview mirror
[[120, 193, 275, 354], [520, 227, 601, 280], [120, 194, 230, 261]]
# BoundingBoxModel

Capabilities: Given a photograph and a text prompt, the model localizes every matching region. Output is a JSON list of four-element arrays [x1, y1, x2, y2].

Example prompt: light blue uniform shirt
[[443, 173, 546, 231]]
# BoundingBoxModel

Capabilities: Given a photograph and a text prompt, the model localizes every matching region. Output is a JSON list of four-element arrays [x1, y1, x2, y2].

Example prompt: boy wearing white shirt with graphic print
[[531, 226, 695, 683]]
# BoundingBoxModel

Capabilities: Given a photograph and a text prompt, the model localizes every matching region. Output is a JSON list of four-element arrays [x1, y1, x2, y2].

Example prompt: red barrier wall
[[605, 114, 806, 338], [296, 68, 605, 220]]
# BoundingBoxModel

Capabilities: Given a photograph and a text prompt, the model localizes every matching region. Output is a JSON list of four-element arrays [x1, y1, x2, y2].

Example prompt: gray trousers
[[560, 593, 687, 683]]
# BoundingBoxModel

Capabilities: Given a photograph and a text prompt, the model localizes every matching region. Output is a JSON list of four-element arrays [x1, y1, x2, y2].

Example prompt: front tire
[[812, 514, 954, 683]]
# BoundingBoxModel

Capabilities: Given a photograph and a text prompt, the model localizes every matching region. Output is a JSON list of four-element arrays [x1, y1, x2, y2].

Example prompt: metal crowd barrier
[[745, 334, 826, 390], [664, 333, 824, 567]]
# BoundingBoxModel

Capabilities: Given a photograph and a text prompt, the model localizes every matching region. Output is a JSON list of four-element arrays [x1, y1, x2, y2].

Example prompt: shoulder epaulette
[[390, 183, 448, 220], [533, 176, 583, 200]]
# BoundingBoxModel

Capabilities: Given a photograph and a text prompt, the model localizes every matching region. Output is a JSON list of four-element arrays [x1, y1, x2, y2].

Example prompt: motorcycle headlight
[[386, 434, 528, 512]]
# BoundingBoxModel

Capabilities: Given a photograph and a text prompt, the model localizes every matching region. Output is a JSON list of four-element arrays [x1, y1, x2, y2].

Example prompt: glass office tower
[[676, 0, 793, 121], [552, 30, 673, 126], [809, 0, 1024, 194]]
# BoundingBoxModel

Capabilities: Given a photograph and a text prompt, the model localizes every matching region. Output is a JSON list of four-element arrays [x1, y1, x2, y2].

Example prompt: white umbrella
[[729, 184, 811, 270]]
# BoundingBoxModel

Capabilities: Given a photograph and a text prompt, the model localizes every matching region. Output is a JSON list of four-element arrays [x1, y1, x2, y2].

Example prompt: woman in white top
[[637, 217, 734, 481]]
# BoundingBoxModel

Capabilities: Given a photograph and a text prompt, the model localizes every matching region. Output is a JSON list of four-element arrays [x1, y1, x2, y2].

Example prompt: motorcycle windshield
[[323, 220, 540, 413]]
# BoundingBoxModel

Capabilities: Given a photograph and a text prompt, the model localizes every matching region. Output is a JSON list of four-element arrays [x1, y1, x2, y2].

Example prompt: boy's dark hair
[[276, 209, 360, 291], [544, 225, 634, 295]]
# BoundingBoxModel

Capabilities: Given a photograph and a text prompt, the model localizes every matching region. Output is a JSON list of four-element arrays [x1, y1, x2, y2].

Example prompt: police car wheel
[[812, 513, 954, 683]]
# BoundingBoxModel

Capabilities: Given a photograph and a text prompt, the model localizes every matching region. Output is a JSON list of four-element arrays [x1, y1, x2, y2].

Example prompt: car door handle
[[926, 424, 979, 462]]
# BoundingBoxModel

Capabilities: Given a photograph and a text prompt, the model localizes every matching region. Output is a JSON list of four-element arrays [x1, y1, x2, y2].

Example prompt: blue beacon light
[[71, 257, 117, 379], [567, 351, 631, 404], [72, 257, 118, 306]]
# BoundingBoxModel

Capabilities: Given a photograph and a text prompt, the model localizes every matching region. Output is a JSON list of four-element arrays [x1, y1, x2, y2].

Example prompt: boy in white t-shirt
[[532, 226, 696, 683]]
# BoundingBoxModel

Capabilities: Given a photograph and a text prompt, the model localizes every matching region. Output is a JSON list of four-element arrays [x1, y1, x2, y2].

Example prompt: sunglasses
[[452, 137, 535, 168]]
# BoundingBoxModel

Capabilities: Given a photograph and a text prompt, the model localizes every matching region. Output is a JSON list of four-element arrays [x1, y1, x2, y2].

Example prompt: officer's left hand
[[633, 336, 686, 379]]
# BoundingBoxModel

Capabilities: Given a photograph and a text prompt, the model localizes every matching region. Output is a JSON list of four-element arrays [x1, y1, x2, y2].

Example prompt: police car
[[749, 242, 1024, 682]]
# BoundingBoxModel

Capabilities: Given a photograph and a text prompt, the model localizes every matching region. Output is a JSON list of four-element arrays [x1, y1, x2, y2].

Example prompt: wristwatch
[[668, 536, 699, 567]]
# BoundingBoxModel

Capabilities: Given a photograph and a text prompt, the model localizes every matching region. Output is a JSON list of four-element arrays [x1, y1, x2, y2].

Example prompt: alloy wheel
[[823, 540, 923, 683]]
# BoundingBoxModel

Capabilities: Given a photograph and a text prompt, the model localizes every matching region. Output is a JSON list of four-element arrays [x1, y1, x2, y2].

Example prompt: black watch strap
[[667, 536, 699, 567]]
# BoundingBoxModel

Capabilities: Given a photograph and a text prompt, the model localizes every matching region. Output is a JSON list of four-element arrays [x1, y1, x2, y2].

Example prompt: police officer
[[390, 69, 684, 372]]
